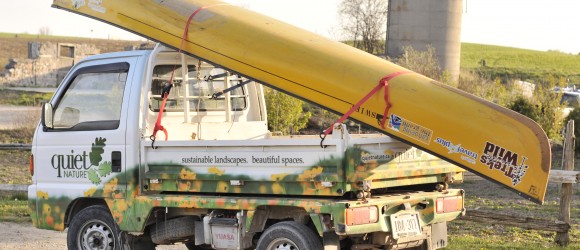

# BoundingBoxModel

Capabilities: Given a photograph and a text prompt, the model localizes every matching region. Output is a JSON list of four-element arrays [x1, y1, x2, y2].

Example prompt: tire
[[67, 205, 123, 250], [150, 216, 197, 244], [256, 221, 323, 250]]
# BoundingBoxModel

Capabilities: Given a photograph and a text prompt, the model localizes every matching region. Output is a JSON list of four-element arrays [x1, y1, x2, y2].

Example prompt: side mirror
[[41, 103, 53, 129]]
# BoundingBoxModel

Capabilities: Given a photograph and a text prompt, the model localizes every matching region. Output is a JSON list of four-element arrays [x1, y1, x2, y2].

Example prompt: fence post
[[555, 120, 574, 246]]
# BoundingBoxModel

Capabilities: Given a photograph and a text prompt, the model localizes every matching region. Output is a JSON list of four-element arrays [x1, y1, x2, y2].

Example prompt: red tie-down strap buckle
[[320, 71, 413, 148]]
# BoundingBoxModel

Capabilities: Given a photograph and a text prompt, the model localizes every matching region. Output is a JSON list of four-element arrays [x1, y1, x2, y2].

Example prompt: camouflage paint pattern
[[144, 147, 462, 196], [28, 191, 69, 231], [30, 145, 463, 234]]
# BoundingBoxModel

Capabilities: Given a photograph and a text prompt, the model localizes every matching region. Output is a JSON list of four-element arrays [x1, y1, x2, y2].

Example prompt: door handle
[[112, 151, 122, 172]]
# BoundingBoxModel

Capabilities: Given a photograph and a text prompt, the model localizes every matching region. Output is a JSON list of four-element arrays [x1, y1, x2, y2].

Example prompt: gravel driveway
[[0, 222, 186, 249]]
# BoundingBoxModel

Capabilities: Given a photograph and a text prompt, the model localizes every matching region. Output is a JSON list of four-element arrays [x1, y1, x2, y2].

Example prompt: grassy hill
[[461, 43, 580, 84], [1, 33, 579, 84]]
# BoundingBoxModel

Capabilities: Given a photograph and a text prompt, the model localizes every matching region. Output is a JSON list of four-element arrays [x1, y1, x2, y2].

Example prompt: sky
[[1, 0, 579, 54]]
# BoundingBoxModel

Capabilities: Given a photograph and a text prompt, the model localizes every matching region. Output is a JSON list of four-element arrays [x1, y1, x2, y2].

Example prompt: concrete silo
[[386, 0, 463, 81]]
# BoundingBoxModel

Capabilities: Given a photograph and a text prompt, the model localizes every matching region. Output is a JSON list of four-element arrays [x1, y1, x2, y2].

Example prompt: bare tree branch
[[339, 0, 388, 54]]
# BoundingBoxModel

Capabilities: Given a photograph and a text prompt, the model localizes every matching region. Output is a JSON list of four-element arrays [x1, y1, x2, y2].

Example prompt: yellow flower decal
[[179, 168, 196, 180], [272, 183, 285, 194], [216, 181, 229, 192], [208, 167, 225, 176], [37, 191, 49, 199], [114, 199, 129, 212], [103, 178, 119, 197], [84, 187, 97, 197], [298, 167, 324, 180]]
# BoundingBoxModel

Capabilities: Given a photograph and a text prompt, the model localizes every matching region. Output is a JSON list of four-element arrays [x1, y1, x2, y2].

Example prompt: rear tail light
[[436, 196, 463, 213], [345, 206, 379, 225], [29, 154, 34, 176]]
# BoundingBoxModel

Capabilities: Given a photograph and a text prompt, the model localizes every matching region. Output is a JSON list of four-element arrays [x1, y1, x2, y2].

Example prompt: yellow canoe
[[52, 0, 550, 204]]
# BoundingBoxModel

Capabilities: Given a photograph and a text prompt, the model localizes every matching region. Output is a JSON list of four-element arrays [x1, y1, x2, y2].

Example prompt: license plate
[[390, 213, 422, 239]]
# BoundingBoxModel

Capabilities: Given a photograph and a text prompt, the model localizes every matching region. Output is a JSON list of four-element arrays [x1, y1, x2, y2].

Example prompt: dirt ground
[[0, 222, 67, 249], [0, 222, 185, 249]]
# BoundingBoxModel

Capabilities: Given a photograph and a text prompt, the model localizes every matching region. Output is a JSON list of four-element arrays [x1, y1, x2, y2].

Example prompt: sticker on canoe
[[387, 114, 433, 145], [434, 137, 478, 165], [72, 0, 85, 9], [88, 0, 106, 13], [480, 141, 529, 186]]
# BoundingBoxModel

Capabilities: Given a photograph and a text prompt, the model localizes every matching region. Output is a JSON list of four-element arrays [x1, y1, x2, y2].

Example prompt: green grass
[[0, 32, 79, 40], [0, 89, 52, 106], [448, 222, 576, 249], [461, 43, 580, 83], [0, 193, 30, 223], [447, 180, 580, 249], [448, 221, 580, 249]]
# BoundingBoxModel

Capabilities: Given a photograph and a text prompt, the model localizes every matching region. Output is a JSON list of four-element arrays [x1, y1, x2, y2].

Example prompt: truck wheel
[[67, 205, 122, 250], [256, 221, 323, 250]]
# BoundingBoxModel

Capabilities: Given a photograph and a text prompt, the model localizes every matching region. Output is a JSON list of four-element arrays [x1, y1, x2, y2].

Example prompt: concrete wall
[[387, 0, 463, 81], [0, 42, 100, 87]]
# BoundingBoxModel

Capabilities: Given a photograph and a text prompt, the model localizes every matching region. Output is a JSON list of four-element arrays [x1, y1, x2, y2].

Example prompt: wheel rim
[[78, 219, 116, 250], [266, 237, 299, 250]]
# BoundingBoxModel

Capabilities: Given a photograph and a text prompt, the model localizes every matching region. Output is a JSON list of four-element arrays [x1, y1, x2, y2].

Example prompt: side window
[[52, 63, 129, 131]]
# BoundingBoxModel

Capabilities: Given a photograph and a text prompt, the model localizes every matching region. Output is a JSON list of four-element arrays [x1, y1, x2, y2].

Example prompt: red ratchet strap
[[150, 83, 171, 148], [150, 3, 230, 149], [320, 71, 412, 146]]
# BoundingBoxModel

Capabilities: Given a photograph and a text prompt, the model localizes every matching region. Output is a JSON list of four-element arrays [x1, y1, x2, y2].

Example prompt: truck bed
[[143, 127, 463, 197]]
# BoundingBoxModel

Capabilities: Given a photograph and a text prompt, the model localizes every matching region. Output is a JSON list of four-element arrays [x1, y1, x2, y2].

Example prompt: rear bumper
[[331, 189, 464, 236]]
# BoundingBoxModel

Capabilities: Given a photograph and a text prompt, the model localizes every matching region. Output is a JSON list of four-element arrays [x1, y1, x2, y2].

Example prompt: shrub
[[508, 96, 540, 122], [458, 71, 513, 106], [264, 87, 311, 135], [534, 76, 565, 140], [395, 45, 456, 87]]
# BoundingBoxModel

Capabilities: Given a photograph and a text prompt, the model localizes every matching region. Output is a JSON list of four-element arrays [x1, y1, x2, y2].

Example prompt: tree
[[339, 0, 388, 54], [39, 27, 51, 36], [264, 87, 311, 135], [394, 45, 455, 86]]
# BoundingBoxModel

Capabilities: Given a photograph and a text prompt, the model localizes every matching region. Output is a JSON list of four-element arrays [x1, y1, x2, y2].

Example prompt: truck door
[[34, 57, 137, 202]]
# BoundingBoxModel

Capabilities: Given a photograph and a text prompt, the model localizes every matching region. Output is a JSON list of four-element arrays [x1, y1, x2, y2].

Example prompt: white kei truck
[[28, 44, 466, 250]]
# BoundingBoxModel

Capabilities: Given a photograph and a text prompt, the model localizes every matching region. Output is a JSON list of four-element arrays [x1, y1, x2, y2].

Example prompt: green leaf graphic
[[98, 161, 112, 178], [89, 137, 107, 166], [88, 168, 101, 185]]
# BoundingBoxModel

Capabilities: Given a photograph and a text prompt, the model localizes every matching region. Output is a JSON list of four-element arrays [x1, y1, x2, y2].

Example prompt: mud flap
[[323, 231, 340, 250], [431, 222, 448, 249]]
